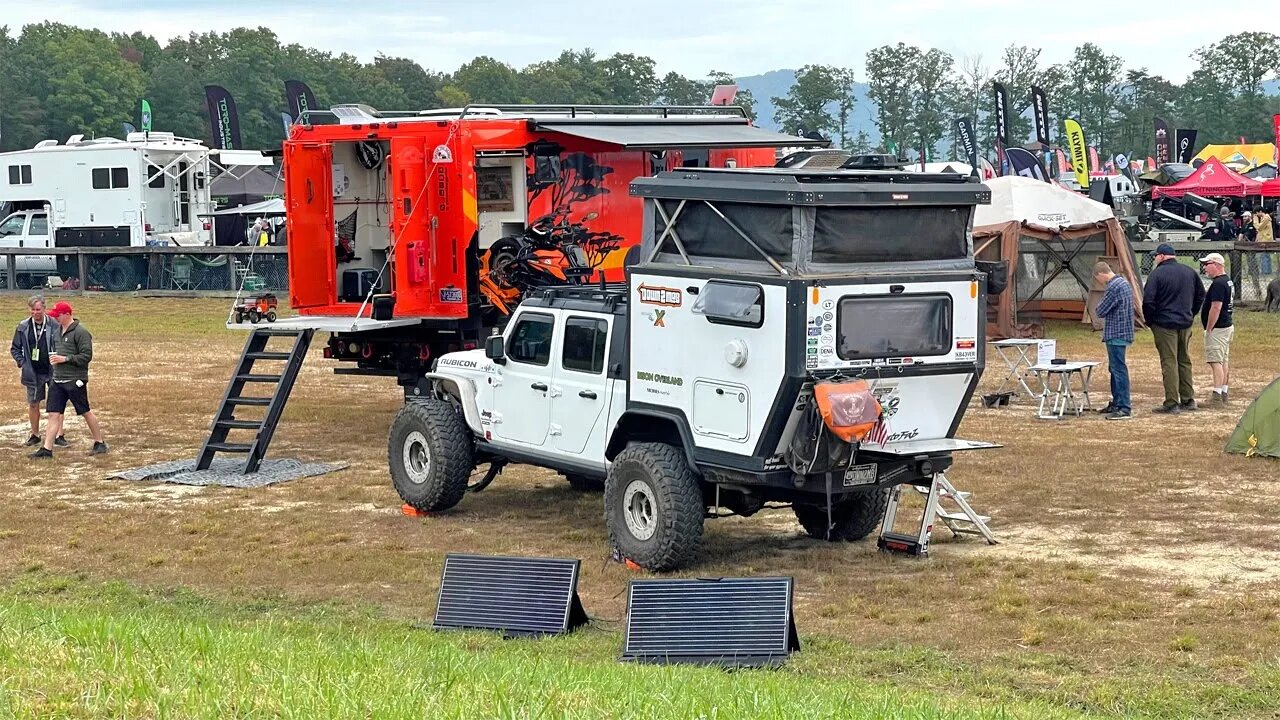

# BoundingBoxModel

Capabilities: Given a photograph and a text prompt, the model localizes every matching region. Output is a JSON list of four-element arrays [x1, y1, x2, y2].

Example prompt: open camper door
[[284, 142, 334, 310]]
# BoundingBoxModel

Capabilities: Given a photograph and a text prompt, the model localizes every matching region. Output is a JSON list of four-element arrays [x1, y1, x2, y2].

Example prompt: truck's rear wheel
[[100, 256, 141, 292], [388, 400, 473, 512], [605, 443, 703, 571], [793, 487, 891, 541]]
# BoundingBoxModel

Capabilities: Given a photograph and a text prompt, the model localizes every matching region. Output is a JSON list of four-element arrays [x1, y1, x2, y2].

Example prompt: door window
[[507, 313, 555, 366], [28, 215, 48, 236], [562, 316, 608, 374], [0, 215, 25, 237]]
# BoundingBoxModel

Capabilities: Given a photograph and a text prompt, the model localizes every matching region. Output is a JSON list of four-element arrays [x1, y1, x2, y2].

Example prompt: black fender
[[605, 408, 700, 472]]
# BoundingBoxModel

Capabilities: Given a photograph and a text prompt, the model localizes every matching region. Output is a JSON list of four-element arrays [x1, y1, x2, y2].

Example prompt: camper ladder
[[877, 473, 996, 557], [197, 328, 313, 474]]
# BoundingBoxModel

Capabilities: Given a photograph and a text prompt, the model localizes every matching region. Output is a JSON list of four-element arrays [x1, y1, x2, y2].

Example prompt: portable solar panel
[[432, 554, 588, 636], [621, 576, 800, 666]]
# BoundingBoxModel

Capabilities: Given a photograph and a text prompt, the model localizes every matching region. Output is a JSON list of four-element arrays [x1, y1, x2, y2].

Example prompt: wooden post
[[227, 253, 237, 292], [1230, 246, 1243, 303], [5, 254, 14, 290], [77, 251, 89, 294]]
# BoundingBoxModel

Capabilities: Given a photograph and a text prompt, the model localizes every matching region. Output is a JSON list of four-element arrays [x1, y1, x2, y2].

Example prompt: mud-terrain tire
[[566, 473, 604, 492], [605, 442, 704, 571], [100, 256, 141, 292], [388, 399, 473, 512], [793, 487, 891, 541]]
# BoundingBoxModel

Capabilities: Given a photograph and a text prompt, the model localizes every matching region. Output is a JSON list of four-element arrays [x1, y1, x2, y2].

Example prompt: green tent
[[1226, 378, 1280, 459]]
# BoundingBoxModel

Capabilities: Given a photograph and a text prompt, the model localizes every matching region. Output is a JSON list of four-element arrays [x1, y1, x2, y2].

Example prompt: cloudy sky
[[9, 0, 1277, 80]]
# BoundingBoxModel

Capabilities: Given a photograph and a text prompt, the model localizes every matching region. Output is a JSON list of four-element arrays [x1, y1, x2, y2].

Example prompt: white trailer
[[0, 132, 270, 289]]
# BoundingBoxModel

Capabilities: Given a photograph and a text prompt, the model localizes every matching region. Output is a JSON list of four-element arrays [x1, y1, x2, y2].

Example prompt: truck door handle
[[531, 382, 548, 391], [579, 390, 597, 399]]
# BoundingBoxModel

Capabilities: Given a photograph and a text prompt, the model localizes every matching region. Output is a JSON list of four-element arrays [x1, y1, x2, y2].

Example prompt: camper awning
[[534, 120, 828, 150]]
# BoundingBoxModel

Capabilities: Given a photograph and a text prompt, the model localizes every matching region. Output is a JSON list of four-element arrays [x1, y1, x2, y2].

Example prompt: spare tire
[[100, 256, 141, 292]]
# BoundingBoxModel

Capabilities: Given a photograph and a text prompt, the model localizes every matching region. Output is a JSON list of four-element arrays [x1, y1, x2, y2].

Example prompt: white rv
[[0, 132, 270, 289]]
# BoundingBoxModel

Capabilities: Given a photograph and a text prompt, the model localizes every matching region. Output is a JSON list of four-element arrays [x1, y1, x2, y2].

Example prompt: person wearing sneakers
[[1143, 243, 1205, 415], [29, 301, 107, 458], [1092, 262, 1134, 420], [1198, 253, 1234, 405], [10, 295, 68, 447]]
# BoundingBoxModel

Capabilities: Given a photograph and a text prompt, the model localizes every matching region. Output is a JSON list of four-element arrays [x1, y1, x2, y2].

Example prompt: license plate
[[842, 463, 878, 487]]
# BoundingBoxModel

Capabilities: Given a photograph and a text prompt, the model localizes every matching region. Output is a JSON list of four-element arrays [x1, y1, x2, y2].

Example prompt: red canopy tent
[[1153, 157, 1264, 198], [1262, 177, 1280, 197]]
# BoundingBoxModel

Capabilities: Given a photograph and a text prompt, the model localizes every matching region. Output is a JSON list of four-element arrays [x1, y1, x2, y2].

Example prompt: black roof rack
[[630, 168, 990, 207], [523, 284, 630, 314]]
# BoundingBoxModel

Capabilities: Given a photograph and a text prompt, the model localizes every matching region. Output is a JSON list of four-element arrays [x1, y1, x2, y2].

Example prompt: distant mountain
[[735, 69, 881, 146]]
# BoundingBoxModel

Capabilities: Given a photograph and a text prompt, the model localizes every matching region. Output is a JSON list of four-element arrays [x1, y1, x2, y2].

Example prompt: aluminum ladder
[[877, 473, 996, 557], [197, 327, 313, 473]]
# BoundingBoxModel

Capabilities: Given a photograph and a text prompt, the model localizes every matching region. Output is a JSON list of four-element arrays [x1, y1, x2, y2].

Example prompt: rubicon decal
[[637, 285, 683, 306]]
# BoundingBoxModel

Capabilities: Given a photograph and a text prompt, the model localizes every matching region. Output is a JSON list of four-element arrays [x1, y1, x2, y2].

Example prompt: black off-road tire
[[566, 473, 604, 492], [793, 487, 891, 541], [605, 443, 704, 571], [388, 399, 473, 512], [266, 310, 277, 322], [248, 310, 260, 324], [100, 256, 141, 292]]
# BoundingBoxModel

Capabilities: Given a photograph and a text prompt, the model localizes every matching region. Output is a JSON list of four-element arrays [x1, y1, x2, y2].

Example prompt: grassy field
[[1, 296, 1279, 718]]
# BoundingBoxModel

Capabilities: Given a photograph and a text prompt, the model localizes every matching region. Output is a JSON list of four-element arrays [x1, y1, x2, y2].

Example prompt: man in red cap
[[30, 301, 107, 458]]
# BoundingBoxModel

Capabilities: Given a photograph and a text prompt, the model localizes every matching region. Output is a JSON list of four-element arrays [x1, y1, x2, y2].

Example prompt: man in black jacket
[[1143, 243, 1206, 414]]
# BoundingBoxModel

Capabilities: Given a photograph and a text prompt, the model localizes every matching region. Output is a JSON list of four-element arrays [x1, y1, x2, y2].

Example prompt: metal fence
[[1131, 241, 1279, 304], [0, 246, 288, 295]]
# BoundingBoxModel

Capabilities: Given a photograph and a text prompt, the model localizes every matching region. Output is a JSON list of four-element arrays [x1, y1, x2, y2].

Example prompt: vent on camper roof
[[33, 140, 58, 149], [432, 554, 588, 637], [622, 576, 800, 666], [67, 134, 85, 145], [331, 104, 384, 124]]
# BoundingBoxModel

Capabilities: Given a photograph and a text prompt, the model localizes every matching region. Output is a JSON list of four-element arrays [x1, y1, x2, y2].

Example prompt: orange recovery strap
[[812, 380, 881, 443]]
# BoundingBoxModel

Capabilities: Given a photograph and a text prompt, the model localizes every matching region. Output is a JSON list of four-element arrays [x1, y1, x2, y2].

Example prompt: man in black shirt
[[1198, 252, 1234, 405], [1143, 244, 1206, 414]]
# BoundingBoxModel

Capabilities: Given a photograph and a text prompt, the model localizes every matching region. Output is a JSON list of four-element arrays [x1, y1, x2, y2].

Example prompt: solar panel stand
[[878, 472, 995, 557]]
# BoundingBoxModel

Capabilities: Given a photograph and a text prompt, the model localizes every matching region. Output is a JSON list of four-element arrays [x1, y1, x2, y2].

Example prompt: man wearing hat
[[1198, 252, 1234, 405], [1142, 243, 1205, 414], [29, 301, 108, 458]]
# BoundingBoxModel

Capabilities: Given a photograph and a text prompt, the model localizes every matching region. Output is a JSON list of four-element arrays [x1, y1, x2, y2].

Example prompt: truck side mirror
[[485, 335, 506, 362]]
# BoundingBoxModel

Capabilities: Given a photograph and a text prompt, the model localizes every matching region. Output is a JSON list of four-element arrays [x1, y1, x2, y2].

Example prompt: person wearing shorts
[[29, 301, 107, 458], [10, 295, 67, 447], [1198, 253, 1234, 406]]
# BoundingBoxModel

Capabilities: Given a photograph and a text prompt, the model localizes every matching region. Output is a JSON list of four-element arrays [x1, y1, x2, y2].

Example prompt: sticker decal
[[637, 285, 683, 306], [439, 287, 463, 303], [653, 309, 666, 327]]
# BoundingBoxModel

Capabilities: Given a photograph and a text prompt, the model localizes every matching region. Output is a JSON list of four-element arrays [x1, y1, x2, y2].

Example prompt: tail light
[[144, 223, 153, 232], [202, 222, 211, 231]]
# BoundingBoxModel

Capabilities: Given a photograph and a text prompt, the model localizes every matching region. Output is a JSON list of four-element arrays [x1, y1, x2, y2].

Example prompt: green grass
[[0, 575, 1089, 720]]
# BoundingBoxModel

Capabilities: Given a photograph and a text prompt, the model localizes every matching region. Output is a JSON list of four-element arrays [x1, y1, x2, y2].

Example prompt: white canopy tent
[[975, 175, 1115, 228]]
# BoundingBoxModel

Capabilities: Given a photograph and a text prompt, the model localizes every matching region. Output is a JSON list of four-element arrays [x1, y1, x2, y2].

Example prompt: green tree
[[993, 45, 1041, 145], [1184, 32, 1280, 142], [772, 64, 842, 139], [865, 44, 921, 154], [452, 56, 523, 104], [1057, 43, 1124, 151], [601, 52, 659, 105], [1113, 69, 1178, 157], [657, 71, 709, 106], [911, 49, 957, 162]]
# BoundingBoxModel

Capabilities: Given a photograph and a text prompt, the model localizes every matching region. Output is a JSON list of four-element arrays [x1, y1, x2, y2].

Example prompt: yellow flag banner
[[1064, 118, 1089, 189]]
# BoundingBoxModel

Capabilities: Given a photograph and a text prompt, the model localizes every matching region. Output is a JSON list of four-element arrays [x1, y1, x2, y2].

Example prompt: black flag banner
[[204, 85, 242, 150], [1154, 117, 1171, 165], [284, 79, 319, 122], [1005, 147, 1049, 182], [1175, 128, 1198, 164], [992, 81, 1010, 147], [1030, 86, 1050, 149], [954, 117, 979, 173]]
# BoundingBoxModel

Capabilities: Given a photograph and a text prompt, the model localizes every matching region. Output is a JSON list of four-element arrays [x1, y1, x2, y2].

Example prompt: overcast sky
[[10, 0, 1278, 81]]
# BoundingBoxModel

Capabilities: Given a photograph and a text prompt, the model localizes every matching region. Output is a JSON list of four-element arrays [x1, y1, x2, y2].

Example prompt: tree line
[[0, 22, 1277, 161]]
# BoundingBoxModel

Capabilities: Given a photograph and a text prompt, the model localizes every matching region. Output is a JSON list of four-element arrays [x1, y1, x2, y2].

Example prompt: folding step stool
[[877, 473, 996, 557]]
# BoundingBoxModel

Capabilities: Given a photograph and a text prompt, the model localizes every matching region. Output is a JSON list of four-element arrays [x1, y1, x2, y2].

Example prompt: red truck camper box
[[279, 103, 824, 387]]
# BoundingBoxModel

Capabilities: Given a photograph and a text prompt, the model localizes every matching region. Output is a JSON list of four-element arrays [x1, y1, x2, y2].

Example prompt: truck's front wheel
[[605, 443, 703, 571], [793, 487, 891, 541], [388, 400, 473, 512]]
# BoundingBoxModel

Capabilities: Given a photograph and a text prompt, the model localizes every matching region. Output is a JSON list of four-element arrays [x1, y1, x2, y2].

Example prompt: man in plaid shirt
[[1093, 261, 1135, 420]]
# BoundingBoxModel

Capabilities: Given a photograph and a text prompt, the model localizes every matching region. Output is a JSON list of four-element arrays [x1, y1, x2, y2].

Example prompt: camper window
[[147, 167, 165, 189], [92, 167, 130, 190], [836, 294, 952, 360], [692, 281, 764, 328], [7, 165, 31, 185], [654, 201, 793, 263], [812, 206, 970, 264]]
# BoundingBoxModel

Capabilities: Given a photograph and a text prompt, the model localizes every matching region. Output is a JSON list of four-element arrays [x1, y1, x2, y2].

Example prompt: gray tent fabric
[[209, 198, 286, 216]]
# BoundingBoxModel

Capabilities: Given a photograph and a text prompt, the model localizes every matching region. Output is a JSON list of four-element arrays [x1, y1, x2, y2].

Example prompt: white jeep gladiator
[[387, 167, 997, 571]]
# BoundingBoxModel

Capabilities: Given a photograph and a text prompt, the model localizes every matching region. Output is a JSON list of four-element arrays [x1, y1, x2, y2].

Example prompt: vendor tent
[[210, 166, 283, 245], [973, 176, 1143, 339], [1138, 162, 1194, 187], [1193, 143, 1278, 172], [1226, 377, 1280, 459], [1261, 177, 1280, 197], [1152, 157, 1263, 199]]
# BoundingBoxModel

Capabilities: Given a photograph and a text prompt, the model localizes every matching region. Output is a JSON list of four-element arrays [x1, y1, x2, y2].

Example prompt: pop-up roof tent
[[1152, 157, 1264, 198], [973, 176, 1144, 339], [1226, 377, 1280, 459]]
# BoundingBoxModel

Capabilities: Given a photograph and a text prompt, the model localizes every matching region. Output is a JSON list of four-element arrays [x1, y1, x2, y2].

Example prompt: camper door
[[284, 142, 335, 309]]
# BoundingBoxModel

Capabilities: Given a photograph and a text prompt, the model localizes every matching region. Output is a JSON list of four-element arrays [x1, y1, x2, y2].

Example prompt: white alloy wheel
[[623, 479, 658, 541]]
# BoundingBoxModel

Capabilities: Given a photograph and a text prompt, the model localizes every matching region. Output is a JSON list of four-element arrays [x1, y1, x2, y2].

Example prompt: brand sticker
[[637, 284, 682, 306], [808, 327, 821, 336], [439, 287, 463, 303]]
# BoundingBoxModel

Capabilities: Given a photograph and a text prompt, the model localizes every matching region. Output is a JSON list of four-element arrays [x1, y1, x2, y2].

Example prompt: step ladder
[[197, 327, 313, 473], [877, 473, 996, 557]]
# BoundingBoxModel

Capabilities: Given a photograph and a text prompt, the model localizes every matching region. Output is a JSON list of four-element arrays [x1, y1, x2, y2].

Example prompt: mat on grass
[[109, 458, 348, 488]]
